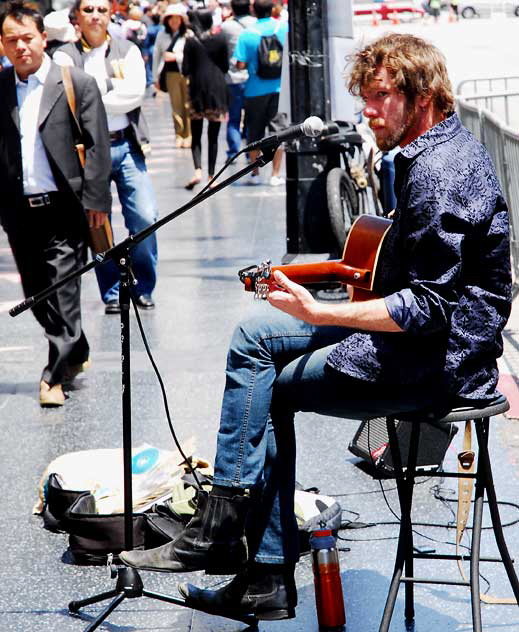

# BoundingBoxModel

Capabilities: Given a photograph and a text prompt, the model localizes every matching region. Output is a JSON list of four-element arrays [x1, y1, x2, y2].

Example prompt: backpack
[[253, 21, 283, 80]]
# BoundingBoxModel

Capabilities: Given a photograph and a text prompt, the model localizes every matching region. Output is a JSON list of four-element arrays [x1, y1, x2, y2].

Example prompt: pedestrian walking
[[234, 0, 288, 186], [221, 0, 256, 158], [54, 0, 159, 314], [182, 9, 228, 189], [0, 1, 111, 406], [153, 3, 192, 148], [142, 7, 161, 95]]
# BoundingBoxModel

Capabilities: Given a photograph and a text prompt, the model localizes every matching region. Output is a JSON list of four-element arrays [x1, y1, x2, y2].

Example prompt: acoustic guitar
[[238, 214, 392, 302]]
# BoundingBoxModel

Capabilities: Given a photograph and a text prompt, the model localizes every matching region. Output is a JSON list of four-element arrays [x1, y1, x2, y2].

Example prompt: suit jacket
[[0, 60, 112, 234]]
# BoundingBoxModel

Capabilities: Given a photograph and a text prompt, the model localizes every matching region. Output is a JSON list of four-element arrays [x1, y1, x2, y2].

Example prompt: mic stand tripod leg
[[67, 253, 257, 630], [69, 565, 257, 629]]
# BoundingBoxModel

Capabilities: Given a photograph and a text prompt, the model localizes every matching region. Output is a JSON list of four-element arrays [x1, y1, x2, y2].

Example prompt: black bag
[[158, 66, 168, 92], [40, 471, 341, 564], [158, 32, 181, 92], [41, 473, 185, 565], [255, 23, 283, 79]]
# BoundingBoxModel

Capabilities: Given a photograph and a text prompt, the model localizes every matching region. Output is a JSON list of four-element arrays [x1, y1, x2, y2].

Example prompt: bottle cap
[[313, 529, 332, 537]]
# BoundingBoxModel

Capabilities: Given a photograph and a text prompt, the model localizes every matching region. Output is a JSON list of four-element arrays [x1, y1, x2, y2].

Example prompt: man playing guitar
[[120, 33, 512, 622]]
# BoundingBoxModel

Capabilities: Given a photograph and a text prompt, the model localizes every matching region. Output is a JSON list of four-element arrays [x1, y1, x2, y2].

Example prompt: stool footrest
[[414, 553, 511, 563], [401, 577, 470, 586]]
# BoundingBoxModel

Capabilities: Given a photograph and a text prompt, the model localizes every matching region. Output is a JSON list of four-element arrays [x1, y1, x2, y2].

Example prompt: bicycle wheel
[[326, 167, 359, 251]]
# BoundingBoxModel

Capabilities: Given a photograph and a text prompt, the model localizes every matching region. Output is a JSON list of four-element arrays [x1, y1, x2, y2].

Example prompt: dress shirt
[[327, 113, 512, 401], [54, 40, 146, 133], [16, 54, 58, 194]]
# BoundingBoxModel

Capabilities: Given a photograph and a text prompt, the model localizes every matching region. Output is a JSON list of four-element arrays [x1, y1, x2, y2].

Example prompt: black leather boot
[[178, 562, 297, 621], [119, 487, 249, 574]]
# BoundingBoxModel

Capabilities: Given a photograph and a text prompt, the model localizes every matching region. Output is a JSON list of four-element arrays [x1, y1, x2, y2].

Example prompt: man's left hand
[[87, 210, 108, 229], [267, 270, 321, 324]]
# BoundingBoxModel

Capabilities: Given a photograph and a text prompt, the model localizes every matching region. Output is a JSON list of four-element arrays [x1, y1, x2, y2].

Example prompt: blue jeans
[[226, 83, 246, 157], [96, 138, 158, 303], [213, 311, 444, 564]]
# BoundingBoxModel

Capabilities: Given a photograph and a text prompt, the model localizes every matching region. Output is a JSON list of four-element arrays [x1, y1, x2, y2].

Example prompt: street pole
[[285, 0, 339, 257], [284, 0, 355, 258]]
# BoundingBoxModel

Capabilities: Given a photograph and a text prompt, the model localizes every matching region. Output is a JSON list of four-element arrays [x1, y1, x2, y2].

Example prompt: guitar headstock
[[238, 260, 272, 299]]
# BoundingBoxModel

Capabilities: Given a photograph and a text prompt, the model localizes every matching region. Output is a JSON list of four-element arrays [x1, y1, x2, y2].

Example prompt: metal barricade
[[457, 98, 482, 141], [457, 76, 519, 127], [457, 76, 519, 96], [481, 110, 508, 201], [502, 125, 519, 287]]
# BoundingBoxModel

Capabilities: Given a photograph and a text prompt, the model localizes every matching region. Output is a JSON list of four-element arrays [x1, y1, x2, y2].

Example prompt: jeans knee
[[230, 315, 266, 354]]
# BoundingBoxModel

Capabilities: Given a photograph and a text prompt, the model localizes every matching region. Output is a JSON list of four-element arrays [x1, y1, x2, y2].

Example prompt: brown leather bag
[[61, 65, 113, 254]]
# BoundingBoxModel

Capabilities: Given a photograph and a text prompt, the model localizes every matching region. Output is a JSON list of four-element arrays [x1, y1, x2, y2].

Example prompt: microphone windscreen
[[303, 116, 325, 138]]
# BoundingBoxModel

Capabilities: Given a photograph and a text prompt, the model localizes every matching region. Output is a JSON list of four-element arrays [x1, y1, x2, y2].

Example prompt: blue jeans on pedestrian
[[226, 83, 246, 157], [96, 138, 158, 303], [212, 310, 445, 564]]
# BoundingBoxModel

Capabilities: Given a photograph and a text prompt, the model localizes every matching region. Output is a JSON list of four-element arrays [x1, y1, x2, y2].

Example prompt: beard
[[370, 104, 416, 151]]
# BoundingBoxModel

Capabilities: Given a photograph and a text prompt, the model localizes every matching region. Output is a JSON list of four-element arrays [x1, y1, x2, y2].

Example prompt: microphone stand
[[10, 146, 277, 631]]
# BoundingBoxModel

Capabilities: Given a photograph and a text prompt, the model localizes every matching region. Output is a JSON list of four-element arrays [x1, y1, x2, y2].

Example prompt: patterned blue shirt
[[327, 113, 512, 401]]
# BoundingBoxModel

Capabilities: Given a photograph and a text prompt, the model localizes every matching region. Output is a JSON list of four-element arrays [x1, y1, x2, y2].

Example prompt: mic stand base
[[68, 566, 258, 631]]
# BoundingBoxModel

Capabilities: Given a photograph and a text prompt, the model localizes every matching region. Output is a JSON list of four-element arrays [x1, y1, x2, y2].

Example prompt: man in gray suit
[[0, 0, 111, 407]]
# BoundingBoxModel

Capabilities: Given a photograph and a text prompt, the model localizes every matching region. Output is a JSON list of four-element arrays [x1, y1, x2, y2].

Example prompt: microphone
[[245, 116, 326, 151]]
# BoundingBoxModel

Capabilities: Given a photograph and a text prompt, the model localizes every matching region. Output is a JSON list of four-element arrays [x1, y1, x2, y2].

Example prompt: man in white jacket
[[54, 0, 159, 314]]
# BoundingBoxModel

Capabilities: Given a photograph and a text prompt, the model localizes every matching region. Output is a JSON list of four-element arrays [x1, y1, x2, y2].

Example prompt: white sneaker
[[269, 175, 285, 187]]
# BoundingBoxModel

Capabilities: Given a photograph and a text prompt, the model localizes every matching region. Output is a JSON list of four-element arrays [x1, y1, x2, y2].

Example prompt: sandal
[[185, 176, 202, 190]]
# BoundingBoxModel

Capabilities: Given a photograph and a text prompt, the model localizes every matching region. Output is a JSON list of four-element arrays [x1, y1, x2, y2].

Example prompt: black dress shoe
[[135, 295, 155, 310], [178, 563, 297, 621], [105, 300, 121, 314]]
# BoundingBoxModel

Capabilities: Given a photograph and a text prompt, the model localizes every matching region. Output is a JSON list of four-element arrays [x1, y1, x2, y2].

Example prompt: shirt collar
[[399, 112, 461, 160], [15, 53, 51, 86], [80, 33, 110, 54]]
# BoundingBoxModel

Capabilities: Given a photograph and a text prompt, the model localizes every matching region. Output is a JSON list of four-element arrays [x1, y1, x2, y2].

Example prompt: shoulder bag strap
[[60, 65, 85, 169]]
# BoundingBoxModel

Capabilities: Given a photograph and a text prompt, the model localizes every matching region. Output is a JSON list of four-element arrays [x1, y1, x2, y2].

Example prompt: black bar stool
[[379, 393, 519, 632]]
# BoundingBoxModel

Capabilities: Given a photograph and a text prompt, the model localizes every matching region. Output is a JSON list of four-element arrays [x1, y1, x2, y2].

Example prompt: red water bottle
[[310, 529, 346, 631]]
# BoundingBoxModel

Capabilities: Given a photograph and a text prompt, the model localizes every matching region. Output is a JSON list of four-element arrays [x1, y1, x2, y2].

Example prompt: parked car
[[457, 0, 519, 17], [353, 0, 425, 20]]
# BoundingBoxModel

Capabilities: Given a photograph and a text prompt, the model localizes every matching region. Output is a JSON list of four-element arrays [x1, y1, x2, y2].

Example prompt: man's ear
[[42, 30, 48, 49], [417, 92, 432, 111]]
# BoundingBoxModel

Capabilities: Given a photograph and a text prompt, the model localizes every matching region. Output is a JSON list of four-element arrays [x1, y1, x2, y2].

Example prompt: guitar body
[[342, 215, 392, 301], [239, 215, 392, 302]]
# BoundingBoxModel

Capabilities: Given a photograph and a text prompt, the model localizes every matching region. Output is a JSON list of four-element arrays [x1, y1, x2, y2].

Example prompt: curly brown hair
[[347, 33, 455, 116]]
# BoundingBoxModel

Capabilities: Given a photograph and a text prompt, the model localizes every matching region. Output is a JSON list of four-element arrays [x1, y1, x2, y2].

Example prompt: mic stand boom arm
[[9, 146, 276, 318], [9, 146, 278, 632]]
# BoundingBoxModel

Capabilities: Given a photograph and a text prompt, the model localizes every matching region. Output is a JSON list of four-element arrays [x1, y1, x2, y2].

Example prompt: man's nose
[[363, 103, 377, 118]]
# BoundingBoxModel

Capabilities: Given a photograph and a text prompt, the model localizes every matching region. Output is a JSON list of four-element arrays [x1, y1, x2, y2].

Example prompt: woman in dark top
[[182, 10, 229, 189]]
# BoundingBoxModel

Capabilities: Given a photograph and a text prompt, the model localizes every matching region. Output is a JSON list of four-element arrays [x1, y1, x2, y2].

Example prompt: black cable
[[130, 293, 203, 489], [342, 416, 519, 603]]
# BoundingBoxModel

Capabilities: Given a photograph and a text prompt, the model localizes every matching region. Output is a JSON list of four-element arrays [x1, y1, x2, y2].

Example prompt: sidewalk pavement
[[0, 94, 519, 631]]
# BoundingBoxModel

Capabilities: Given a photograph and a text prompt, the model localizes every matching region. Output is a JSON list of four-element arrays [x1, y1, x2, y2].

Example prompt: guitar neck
[[271, 261, 371, 286]]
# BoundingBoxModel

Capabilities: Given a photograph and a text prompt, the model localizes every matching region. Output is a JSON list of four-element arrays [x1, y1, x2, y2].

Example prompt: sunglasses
[[80, 6, 110, 13]]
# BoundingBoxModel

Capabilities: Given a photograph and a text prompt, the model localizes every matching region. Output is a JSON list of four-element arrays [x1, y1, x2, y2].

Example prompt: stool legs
[[380, 415, 519, 632], [474, 419, 519, 602], [379, 417, 421, 632], [471, 443, 485, 632]]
